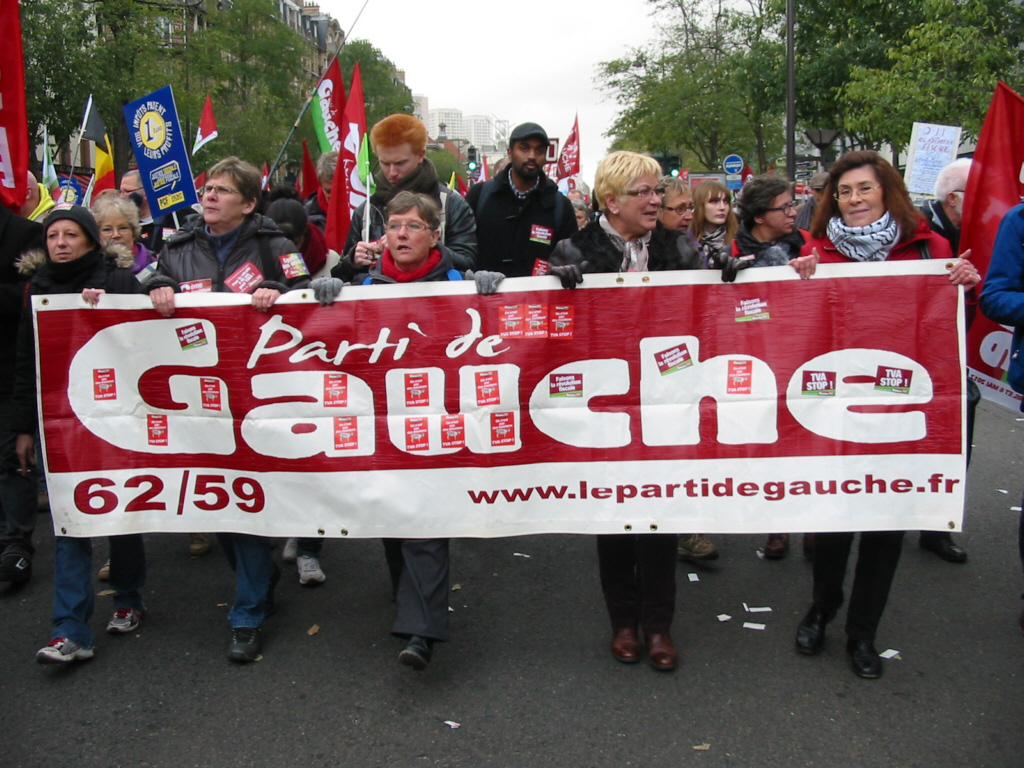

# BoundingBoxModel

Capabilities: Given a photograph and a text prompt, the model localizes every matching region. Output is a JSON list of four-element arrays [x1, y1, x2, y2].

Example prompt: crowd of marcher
[[4, 113, 1017, 681]]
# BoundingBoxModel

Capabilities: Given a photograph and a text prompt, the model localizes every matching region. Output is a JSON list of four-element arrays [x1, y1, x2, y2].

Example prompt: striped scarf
[[826, 212, 900, 262]]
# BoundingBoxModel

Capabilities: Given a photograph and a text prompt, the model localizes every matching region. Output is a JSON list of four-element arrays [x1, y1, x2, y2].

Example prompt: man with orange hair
[[336, 114, 476, 280]]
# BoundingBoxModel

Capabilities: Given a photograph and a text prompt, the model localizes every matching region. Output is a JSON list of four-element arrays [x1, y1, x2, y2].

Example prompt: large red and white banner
[[35, 263, 966, 539], [0, 0, 29, 210]]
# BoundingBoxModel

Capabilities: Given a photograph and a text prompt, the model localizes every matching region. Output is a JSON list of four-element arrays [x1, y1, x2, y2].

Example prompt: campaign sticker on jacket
[[92, 369, 117, 400], [147, 414, 168, 446], [801, 370, 836, 396], [440, 414, 465, 450], [532, 259, 550, 276], [180, 279, 212, 293], [875, 366, 912, 394], [499, 305, 525, 338], [405, 417, 429, 452], [727, 359, 752, 395], [529, 224, 553, 245], [654, 344, 693, 375], [175, 322, 208, 350], [200, 377, 222, 410], [549, 305, 575, 339], [324, 373, 348, 407], [405, 372, 430, 407], [490, 411, 516, 447], [476, 370, 501, 406], [278, 252, 309, 279], [334, 416, 359, 451], [735, 297, 770, 322], [549, 373, 583, 398], [525, 305, 549, 339], [224, 261, 265, 294]]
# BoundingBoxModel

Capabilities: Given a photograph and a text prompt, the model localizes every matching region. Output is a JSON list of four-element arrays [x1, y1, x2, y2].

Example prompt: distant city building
[[429, 109, 465, 142], [413, 94, 429, 123]]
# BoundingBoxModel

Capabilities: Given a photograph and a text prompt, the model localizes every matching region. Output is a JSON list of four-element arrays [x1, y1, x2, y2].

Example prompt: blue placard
[[122, 86, 199, 217], [722, 154, 744, 175]]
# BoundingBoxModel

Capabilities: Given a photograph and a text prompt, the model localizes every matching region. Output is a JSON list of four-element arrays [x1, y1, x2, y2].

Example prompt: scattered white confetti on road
[[1012, 506, 1022, 512], [444, 721, 461, 729], [513, 553, 531, 558], [880, 649, 901, 660], [688, 573, 699, 582], [748, 606, 772, 613], [998, 489, 1009, 494], [743, 622, 766, 631], [717, 614, 732, 622]]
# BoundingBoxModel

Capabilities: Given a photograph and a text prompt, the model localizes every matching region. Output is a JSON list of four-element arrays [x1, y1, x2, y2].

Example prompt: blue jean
[[52, 535, 146, 648], [216, 533, 275, 628], [297, 537, 323, 558]]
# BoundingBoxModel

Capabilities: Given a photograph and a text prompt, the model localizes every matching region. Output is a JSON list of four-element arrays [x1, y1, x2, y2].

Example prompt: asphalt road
[[2, 400, 1022, 768]]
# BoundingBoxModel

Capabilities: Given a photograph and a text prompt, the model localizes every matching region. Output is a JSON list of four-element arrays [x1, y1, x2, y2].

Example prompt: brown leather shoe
[[763, 534, 790, 560], [646, 633, 678, 671], [610, 628, 641, 663]]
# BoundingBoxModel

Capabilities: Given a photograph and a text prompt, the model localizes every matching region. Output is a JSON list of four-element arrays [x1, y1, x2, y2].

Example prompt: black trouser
[[597, 533, 677, 636], [812, 530, 904, 643], [383, 538, 450, 642], [0, 401, 39, 558]]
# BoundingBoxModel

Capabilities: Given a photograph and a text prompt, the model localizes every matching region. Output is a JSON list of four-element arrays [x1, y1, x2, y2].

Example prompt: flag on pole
[[192, 95, 218, 155], [261, 162, 270, 190], [326, 63, 368, 251], [41, 127, 59, 195], [312, 59, 346, 154], [961, 82, 1024, 401], [480, 156, 490, 183], [194, 171, 206, 196], [0, 0, 29, 211], [556, 113, 580, 181], [81, 96, 114, 199], [448, 171, 457, 190], [301, 139, 320, 199]]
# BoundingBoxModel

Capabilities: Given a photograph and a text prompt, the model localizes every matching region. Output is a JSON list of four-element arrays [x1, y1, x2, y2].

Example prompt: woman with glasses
[[690, 180, 738, 269], [91, 196, 156, 276], [795, 150, 978, 679], [547, 151, 702, 671]]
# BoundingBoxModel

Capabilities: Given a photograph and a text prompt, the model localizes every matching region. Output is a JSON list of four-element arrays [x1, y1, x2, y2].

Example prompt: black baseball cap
[[509, 122, 550, 146]]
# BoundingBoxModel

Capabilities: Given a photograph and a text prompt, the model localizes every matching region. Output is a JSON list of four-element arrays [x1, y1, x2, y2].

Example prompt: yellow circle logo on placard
[[140, 111, 167, 151]]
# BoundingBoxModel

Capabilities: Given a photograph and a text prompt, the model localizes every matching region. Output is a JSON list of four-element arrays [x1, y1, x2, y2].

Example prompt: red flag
[[301, 139, 321, 199], [261, 162, 270, 190], [313, 59, 346, 153], [556, 114, 580, 180], [480, 156, 490, 183], [194, 172, 206, 195], [326, 63, 368, 252], [455, 173, 468, 197], [193, 95, 218, 155], [0, 0, 28, 210], [962, 83, 1024, 398]]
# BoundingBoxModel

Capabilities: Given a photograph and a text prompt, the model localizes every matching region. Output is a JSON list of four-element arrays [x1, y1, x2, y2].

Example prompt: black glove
[[548, 261, 588, 289], [711, 253, 750, 283]]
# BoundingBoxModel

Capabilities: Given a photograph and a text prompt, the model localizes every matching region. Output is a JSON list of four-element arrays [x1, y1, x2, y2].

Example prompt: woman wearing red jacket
[[794, 150, 978, 679]]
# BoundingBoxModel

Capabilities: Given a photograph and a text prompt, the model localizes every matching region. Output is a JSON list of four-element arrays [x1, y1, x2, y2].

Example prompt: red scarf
[[301, 220, 328, 275], [316, 187, 329, 216], [379, 247, 443, 282]]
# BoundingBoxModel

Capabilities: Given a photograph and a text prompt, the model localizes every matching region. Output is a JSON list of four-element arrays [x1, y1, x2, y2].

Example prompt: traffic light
[[467, 146, 478, 172], [666, 155, 680, 177]]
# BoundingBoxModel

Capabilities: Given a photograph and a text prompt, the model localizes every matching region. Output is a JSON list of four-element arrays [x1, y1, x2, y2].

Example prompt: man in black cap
[[466, 122, 577, 276]]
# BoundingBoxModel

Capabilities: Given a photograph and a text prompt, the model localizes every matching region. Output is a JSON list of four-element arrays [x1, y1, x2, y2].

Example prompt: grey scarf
[[826, 212, 900, 262], [600, 215, 651, 272]]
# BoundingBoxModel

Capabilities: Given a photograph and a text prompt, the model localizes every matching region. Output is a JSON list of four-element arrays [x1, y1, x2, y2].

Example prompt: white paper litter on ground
[[747, 606, 772, 613], [742, 602, 750, 612], [1012, 506, 1022, 512], [688, 573, 699, 582], [880, 649, 901, 660], [513, 553, 531, 558], [743, 622, 766, 630], [998, 489, 1009, 494], [443, 720, 461, 729], [717, 614, 732, 622]]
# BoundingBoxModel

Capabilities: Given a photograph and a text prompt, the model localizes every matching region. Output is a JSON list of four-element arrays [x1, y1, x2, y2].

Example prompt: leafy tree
[[337, 39, 414, 131], [426, 149, 460, 186], [842, 0, 1024, 152]]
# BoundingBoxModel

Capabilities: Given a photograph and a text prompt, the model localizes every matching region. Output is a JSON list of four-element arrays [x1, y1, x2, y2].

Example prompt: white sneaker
[[297, 554, 325, 586], [36, 637, 94, 664], [106, 608, 143, 634], [282, 538, 299, 563]]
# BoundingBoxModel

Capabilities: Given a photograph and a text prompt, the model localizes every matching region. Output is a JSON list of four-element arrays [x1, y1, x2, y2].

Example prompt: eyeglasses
[[118, 187, 142, 197], [765, 202, 798, 214], [834, 183, 881, 201], [386, 221, 428, 233], [202, 184, 239, 197], [622, 186, 665, 199], [660, 203, 696, 215]]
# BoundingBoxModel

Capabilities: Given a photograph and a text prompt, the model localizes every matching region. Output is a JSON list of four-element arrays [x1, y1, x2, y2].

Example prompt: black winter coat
[[548, 220, 703, 275], [0, 208, 44, 399], [466, 169, 577, 277], [147, 214, 305, 295]]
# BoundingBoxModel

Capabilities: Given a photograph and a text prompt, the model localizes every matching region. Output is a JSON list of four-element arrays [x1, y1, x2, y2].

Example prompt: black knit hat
[[43, 205, 102, 249]]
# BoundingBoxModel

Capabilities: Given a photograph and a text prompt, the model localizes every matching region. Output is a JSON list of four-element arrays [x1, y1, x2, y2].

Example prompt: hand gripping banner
[[33, 263, 966, 539]]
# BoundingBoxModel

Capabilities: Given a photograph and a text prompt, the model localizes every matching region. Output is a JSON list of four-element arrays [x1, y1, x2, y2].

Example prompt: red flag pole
[[0, 0, 29, 210]]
